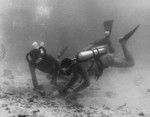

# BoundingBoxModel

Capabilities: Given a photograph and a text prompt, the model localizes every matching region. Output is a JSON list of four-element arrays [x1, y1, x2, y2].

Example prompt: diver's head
[[104, 31, 110, 37], [29, 49, 41, 61], [60, 58, 74, 75], [32, 41, 39, 49]]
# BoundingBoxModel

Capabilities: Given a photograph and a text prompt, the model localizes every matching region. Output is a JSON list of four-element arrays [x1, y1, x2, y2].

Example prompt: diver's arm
[[72, 67, 90, 93], [28, 63, 39, 88], [59, 72, 78, 95], [26, 53, 31, 63], [107, 39, 115, 53], [26, 53, 35, 65], [26, 53, 38, 88]]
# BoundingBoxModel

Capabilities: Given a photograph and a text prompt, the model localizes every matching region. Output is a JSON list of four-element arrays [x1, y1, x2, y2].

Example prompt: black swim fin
[[89, 20, 114, 46], [104, 20, 114, 37], [120, 24, 140, 42]]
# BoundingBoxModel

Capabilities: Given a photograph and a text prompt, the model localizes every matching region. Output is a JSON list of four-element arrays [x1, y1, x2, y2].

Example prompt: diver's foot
[[119, 37, 127, 45], [119, 24, 140, 45], [119, 35, 131, 44]]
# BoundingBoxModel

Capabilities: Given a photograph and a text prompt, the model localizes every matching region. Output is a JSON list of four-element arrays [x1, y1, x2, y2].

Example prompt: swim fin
[[104, 20, 114, 37], [119, 24, 140, 42], [89, 20, 114, 46]]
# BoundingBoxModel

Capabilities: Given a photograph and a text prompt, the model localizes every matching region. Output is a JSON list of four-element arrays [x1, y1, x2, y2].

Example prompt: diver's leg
[[111, 37, 134, 67], [29, 64, 38, 88], [107, 39, 115, 53], [110, 25, 140, 67], [120, 38, 134, 66]]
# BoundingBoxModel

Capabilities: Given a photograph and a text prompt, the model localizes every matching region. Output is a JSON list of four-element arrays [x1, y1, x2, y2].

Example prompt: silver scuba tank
[[77, 45, 107, 61]]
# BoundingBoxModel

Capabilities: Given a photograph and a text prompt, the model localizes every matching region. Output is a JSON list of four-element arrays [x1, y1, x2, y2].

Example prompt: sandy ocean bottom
[[0, 59, 149, 117]]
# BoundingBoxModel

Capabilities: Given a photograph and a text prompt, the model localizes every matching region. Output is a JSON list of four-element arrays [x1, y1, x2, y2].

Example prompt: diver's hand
[[119, 36, 126, 45]]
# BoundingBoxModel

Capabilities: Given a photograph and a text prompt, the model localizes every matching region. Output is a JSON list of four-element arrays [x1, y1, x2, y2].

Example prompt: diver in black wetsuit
[[26, 42, 59, 89]]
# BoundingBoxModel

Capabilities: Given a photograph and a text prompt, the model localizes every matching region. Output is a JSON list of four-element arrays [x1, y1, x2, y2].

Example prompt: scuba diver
[[26, 41, 68, 91], [26, 41, 60, 90], [55, 24, 140, 97]]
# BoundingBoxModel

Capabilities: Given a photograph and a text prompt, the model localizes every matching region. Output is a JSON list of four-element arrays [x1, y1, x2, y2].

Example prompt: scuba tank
[[77, 45, 107, 61]]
